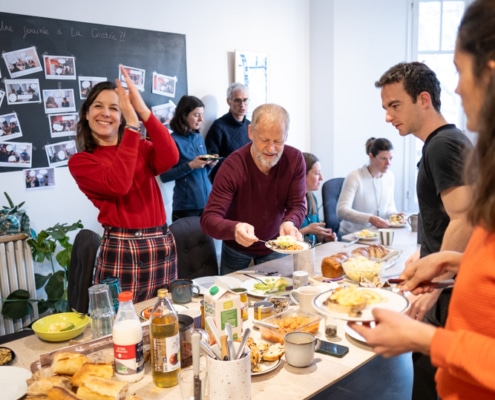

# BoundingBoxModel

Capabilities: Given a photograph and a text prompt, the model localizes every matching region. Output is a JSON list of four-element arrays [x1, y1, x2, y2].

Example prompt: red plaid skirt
[[95, 225, 177, 303]]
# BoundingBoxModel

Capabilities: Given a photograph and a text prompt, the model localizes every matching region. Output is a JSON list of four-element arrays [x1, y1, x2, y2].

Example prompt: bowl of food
[[354, 229, 379, 241], [342, 256, 383, 282], [268, 295, 291, 314], [258, 309, 322, 344], [32, 312, 90, 342]]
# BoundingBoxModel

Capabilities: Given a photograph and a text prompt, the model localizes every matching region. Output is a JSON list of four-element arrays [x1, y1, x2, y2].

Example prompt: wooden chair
[[169, 216, 219, 279]]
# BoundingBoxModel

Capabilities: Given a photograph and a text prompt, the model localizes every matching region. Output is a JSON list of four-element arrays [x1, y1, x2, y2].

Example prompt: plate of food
[[344, 321, 376, 343], [353, 229, 379, 241], [192, 275, 243, 295], [140, 304, 188, 320], [388, 214, 408, 228], [199, 154, 221, 161], [265, 236, 311, 254], [0, 347, 15, 366], [241, 277, 293, 297], [246, 338, 284, 376], [313, 286, 409, 322]]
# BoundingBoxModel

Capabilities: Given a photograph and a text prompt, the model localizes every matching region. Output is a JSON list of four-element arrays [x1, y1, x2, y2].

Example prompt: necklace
[[367, 166, 381, 216]]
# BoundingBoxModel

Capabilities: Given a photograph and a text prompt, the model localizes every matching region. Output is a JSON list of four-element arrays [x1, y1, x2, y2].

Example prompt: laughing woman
[[68, 66, 179, 303]]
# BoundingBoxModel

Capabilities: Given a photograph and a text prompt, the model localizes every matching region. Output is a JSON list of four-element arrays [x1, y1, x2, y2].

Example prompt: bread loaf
[[27, 376, 72, 397], [351, 245, 389, 259], [351, 247, 369, 257], [71, 362, 114, 387], [76, 376, 128, 400], [47, 386, 81, 400], [321, 252, 348, 278], [52, 352, 89, 376]]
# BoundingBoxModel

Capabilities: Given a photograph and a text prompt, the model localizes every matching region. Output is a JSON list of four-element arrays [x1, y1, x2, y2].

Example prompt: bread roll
[[367, 244, 388, 259], [76, 376, 128, 400], [27, 376, 72, 396], [72, 362, 114, 387], [47, 386, 81, 400], [52, 352, 89, 376], [351, 247, 369, 257], [262, 343, 285, 362], [321, 252, 348, 278]]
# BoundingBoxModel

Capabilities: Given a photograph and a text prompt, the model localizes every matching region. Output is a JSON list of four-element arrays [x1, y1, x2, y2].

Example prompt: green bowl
[[32, 312, 90, 342]]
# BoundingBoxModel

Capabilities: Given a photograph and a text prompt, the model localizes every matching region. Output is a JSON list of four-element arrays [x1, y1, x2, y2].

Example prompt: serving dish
[[241, 277, 293, 298], [265, 238, 311, 254], [32, 312, 90, 342]]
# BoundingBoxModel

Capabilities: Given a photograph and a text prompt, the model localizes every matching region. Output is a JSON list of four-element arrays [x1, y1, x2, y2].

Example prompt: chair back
[[169, 216, 219, 279], [67, 229, 100, 314], [322, 177, 345, 239]]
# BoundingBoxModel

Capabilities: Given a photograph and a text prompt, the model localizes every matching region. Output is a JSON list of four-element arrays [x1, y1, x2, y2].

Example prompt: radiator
[[0, 233, 39, 335]]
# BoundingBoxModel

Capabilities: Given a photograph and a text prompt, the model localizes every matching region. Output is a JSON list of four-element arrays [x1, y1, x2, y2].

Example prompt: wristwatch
[[125, 124, 140, 132]]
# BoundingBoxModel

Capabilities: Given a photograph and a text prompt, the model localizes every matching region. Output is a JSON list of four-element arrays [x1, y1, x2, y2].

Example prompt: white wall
[[1, 0, 413, 236], [0, 0, 310, 235]]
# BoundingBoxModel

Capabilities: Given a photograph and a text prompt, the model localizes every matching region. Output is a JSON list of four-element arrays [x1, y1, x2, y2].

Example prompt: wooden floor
[[310, 352, 413, 400]]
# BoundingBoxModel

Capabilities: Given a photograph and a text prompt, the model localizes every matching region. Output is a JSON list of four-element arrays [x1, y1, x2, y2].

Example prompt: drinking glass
[[88, 284, 115, 338]]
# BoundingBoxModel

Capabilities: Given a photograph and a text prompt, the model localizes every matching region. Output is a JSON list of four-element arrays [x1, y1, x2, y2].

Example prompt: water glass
[[100, 276, 122, 313], [88, 284, 115, 338]]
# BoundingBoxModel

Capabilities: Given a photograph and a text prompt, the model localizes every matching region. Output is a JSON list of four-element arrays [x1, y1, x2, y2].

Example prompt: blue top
[[160, 131, 212, 211], [300, 192, 320, 245]]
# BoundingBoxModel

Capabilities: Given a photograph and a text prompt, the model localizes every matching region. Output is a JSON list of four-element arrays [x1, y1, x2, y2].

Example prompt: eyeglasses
[[232, 98, 250, 105]]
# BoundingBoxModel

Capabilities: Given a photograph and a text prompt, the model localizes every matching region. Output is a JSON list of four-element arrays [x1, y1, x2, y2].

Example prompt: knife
[[387, 278, 455, 289]]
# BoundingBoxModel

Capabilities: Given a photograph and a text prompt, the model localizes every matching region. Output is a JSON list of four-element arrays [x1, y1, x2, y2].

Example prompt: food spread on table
[[266, 235, 304, 251], [246, 337, 284, 373], [323, 286, 386, 317]]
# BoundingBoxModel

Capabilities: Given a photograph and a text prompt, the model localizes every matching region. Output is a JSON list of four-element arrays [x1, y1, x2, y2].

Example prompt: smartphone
[[316, 340, 349, 358]]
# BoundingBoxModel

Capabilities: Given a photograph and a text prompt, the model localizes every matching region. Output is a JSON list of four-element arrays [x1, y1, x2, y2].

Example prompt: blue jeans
[[220, 242, 286, 275]]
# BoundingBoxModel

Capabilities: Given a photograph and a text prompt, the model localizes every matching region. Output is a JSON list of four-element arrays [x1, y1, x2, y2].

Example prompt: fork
[[243, 273, 267, 284]]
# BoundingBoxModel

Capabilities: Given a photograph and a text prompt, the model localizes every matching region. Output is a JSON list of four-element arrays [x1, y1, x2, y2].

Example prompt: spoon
[[236, 327, 251, 360], [71, 308, 86, 318]]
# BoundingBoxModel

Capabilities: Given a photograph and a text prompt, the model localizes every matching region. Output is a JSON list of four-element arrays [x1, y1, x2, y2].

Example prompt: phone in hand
[[316, 340, 349, 358]]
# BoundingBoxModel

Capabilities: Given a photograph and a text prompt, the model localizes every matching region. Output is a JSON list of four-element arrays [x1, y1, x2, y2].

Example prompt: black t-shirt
[[416, 124, 472, 257]]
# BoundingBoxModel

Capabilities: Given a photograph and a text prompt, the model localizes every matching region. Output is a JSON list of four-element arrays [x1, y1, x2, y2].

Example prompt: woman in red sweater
[[350, 1, 495, 398], [69, 66, 179, 302]]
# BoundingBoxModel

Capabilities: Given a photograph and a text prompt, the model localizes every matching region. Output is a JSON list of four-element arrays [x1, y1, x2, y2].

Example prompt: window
[[404, 0, 471, 212]]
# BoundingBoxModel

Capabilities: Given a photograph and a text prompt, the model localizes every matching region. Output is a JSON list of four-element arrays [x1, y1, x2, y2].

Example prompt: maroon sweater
[[69, 114, 179, 228], [201, 143, 306, 256]]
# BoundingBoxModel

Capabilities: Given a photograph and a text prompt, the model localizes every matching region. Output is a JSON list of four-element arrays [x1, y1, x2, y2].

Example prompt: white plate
[[353, 232, 379, 242], [0, 366, 31, 400], [241, 277, 293, 298], [192, 276, 243, 295], [313, 288, 409, 322], [344, 321, 376, 343], [140, 304, 188, 320], [388, 222, 407, 228], [252, 358, 281, 376], [265, 240, 311, 254]]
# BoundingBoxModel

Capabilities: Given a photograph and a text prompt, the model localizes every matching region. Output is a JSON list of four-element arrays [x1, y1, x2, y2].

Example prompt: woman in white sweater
[[337, 137, 397, 236]]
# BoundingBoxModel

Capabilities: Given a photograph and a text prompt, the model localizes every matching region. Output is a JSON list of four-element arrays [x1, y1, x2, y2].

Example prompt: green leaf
[[56, 248, 71, 270], [45, 271, 65, 300], [1, 289, 33, 319], [37, 299, 53, 315], [35, 273, 52, 290]]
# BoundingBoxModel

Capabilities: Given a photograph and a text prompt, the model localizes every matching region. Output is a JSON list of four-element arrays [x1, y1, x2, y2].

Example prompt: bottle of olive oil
[[150, 288, 180, 387]]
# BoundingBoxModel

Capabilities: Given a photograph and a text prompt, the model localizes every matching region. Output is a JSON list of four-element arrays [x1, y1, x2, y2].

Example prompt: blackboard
[[0, 12, 187, 173]]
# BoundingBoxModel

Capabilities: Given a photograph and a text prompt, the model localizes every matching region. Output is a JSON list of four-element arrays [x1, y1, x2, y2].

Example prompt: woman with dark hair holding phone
[[351, 1, 495, 398], [68, 66, 179, 303], [160, 95, 218, 221], [337, 137, 398, 235]]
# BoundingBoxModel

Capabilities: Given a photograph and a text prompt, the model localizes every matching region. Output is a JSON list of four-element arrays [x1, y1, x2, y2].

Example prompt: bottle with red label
[[113, 291, 144, 382]]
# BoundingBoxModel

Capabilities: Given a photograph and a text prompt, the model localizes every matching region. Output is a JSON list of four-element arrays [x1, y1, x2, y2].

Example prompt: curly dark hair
[[75, 81, 125, 152], [374, 62, 442, 113]]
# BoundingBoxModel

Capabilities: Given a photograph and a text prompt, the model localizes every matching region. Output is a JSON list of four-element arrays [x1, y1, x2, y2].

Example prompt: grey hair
[[250, 103, 290, 136], [227, 82, 248, 99]]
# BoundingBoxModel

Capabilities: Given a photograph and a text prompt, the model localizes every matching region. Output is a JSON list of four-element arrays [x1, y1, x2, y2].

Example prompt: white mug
[[284, 331, 321, 368], [289, 285, 321, 313], [292, 270, 309, 289]]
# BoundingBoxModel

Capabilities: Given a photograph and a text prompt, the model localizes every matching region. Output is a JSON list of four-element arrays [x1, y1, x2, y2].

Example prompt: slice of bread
[[262, 343, 285, 362], [76, 376, 128, 400], [27, 376, 72, 396], [46, 386, 81, 400], [52, 352, 89, 376], [71, 362, 114, 387]]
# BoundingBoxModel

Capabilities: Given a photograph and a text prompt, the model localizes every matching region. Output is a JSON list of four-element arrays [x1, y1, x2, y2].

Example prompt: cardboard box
[[204, 280, 242, 341]]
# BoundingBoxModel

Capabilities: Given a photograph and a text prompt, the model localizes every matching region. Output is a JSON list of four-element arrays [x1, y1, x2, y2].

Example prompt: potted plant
[[1, 220, 84, 320]]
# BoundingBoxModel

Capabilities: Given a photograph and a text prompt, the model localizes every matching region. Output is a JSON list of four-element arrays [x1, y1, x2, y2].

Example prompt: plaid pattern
[[95, 225, 177, 303]]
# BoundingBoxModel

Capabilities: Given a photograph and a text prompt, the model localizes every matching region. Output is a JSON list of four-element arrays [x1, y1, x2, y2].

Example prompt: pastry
[[52, 352, 89, 376], [321, 252, 348, 278], [76, 376, 128, 400], [71, 362, 114, 387]]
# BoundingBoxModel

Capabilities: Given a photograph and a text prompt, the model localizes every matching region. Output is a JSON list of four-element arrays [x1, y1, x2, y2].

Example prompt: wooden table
[[4, 227, 419, 399]]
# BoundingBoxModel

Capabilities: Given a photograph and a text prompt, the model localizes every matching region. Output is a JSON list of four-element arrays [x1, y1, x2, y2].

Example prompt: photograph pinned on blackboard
[[0, 90, 4, 108], [152, 101, 176, 129], [0, 142, 32, 168], [0, 112, 22, 141], [45, 140, 77, 167], [2, 46, 43, 79], [48, 113, 78, 138], [43, 55, 77, 80], [152, 72, 177, 98], [78, 76, 107, 99], [119, 64, 145, 92], [5, 79, 41, 105], [42, 89, 76, 114], [24, 167, 55, 190]]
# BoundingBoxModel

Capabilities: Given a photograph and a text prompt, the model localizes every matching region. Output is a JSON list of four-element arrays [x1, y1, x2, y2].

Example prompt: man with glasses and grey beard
[[205, 82, 251, 182], [201, 103, 306, 274]]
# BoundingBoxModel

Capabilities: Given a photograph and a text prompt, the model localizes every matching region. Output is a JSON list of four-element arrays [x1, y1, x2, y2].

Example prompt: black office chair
[[67, 229, 100, 314], [169, 216, 219, 279], [322, 177, 345, 240]]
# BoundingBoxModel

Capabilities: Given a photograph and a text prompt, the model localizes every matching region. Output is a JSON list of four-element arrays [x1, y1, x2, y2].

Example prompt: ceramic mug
[[284, 331, 321, 368], [170, 279, 200, 304], [408, 214, 419, 232], [289, 285, 321, 313]]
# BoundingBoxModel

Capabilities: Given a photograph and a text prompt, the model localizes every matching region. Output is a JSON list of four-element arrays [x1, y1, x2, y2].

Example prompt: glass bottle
[[150, 288, 180, 387], [112, 291, 144, 382]]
